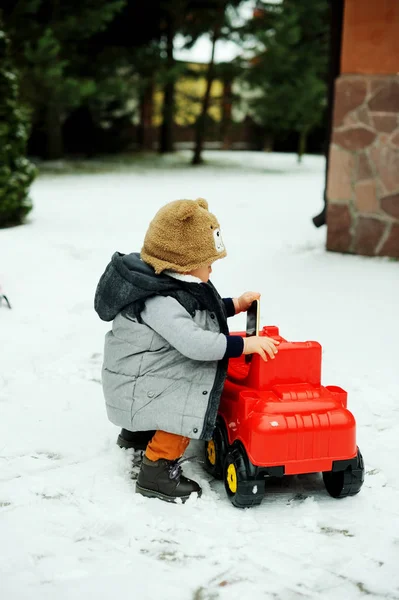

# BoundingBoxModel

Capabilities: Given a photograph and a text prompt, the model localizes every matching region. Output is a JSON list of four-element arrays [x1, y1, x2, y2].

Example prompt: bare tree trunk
[[192, 25, 220, 165], [45, 101, 63, 160], [44, 0, 63, 160], [263, 132, 273, 152], [297, 129, 307, 163], [221, 79, 232, 150], [138, 80, 154, 151], [159, 17, 175, 154]]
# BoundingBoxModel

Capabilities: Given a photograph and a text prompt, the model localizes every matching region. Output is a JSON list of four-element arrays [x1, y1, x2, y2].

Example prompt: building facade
[[326, 0, 399, 258]]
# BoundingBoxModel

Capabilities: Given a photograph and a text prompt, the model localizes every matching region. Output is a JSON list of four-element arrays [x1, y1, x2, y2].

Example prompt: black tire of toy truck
[[323, 448, 365, 499], [204, 418, 228, 479], [223, 444, 264, 509]]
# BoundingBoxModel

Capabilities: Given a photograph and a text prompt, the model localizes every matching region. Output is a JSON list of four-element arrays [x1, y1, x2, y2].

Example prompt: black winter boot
[[117, 429, 156, 479], [117, 429, 156, 450], [136, 456, 202, 503]]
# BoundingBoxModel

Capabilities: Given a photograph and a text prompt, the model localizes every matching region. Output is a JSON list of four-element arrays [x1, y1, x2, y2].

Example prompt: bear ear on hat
[[196, 197, 209, 210], [175, 200, 199, 221]]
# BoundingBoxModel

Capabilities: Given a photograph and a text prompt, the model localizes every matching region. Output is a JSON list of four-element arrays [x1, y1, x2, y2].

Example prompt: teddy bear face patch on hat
[[141, 198, 227, 274], [213, 227, 225, 253]]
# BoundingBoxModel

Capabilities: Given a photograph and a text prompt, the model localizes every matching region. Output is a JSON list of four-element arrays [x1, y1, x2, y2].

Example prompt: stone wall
[[326, 75, 399, 258]]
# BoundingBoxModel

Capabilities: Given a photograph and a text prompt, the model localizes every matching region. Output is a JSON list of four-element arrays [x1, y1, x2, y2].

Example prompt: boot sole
[[130, 465, 141, 481], [135, 483, 202, 504]]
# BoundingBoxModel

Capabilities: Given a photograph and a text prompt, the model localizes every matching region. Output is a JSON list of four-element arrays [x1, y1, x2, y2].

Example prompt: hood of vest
[[94, 252, 226, 326]]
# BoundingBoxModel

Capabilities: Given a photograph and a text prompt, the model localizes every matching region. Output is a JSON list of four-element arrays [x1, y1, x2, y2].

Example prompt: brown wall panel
[[341, 0, 399, 75]]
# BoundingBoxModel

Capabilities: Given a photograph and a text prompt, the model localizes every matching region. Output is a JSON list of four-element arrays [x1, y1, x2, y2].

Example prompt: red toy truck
[[205, 325, 364, 508]]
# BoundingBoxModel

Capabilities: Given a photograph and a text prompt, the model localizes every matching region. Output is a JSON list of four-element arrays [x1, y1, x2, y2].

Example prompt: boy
[[95, 198, 278, 503]]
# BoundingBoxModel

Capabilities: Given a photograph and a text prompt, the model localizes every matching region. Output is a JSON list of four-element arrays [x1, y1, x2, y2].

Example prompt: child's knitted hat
[[141, 198, 226, 274]]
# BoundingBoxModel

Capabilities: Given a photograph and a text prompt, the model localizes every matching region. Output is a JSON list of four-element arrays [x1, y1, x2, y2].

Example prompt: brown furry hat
[[141, 198, 227, 274]]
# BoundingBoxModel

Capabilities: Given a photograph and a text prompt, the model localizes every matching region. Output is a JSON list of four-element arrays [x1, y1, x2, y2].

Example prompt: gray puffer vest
[[94, 253, 229, 440]]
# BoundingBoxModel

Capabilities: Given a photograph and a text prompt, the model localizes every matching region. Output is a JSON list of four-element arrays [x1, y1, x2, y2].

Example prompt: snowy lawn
[[1, 151, 398, 600]]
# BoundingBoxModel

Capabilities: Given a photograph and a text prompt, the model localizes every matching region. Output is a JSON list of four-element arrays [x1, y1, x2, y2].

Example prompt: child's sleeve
[[222, 298, 236, 317], [141, 296, 243, 361]]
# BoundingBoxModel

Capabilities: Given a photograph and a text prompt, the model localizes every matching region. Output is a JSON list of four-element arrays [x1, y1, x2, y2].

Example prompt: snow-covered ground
[[1, 151, 398, 600]]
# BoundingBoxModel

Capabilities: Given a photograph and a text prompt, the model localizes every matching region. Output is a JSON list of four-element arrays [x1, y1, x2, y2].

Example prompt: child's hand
[[243, 336, 279, 361], [233, 291, 260, 314]]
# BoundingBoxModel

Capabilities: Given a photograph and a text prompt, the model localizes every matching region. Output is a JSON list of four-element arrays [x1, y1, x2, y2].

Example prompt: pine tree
[[190, 0, 244, 165], [244, 0, 329, 160], [191, 1, 227, 165], [3, 0, 125, 159], [157, 0, 244, 158], [0, 19, 36, 228]]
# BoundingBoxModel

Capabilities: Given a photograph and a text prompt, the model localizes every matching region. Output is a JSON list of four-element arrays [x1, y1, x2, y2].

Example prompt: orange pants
[[145, 430, 190, 462]]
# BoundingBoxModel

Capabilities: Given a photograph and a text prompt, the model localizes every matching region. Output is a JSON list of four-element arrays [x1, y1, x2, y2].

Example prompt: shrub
[[0, 23, 37, 228]]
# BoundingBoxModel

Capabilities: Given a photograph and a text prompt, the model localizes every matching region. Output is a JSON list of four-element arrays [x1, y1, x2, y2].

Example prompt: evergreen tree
[[0, 18, 36, 228], [93, 3, 165, 151], [158, 1, 184, 154], [244, 0, 329, 160], [157, 0, 245, 158], [191, 0, 227, 165], [157, 0, 222, 155], [189, 0, 245, 165], [3, 0, 125, 159]]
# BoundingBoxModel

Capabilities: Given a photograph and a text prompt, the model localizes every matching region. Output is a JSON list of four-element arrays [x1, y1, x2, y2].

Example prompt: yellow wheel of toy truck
[[204, 417, 228, 480], [223, 444, 265, 509], [226, 463, 237, 493], [207, 440, 216, 466]]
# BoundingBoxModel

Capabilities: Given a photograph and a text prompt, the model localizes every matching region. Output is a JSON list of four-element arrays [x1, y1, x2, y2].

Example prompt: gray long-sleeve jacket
[[95, 253, 243, 440]]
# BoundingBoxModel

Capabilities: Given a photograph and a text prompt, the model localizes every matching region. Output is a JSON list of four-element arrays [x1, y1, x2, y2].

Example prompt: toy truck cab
[[205, 326, 364, 508]]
